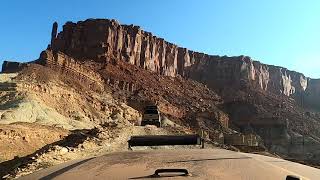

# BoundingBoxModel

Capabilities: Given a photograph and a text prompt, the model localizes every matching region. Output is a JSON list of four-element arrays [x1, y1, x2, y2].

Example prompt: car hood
[[19, 148, 319, 179]]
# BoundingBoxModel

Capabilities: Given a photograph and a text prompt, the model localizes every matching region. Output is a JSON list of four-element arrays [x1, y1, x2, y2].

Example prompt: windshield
[[1, 1, 319, 179], [144, 109, 159, 114]]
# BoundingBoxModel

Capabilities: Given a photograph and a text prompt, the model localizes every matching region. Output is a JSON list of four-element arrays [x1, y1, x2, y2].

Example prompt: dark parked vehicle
[[141, 105, 161, 127]]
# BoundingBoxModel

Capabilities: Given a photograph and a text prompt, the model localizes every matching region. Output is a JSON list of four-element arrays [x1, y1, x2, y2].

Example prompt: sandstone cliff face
[[50, 19, 188, 77], [1, 61, 27, 73], [187, 55, 309, 98], [39, 50, 105, 92], [1, 19, 317, 105], [46, 19, 318, 108], [44, 19, 320, 161]]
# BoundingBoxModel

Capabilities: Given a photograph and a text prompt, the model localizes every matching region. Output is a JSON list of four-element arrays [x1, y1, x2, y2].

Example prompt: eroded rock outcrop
[[1, 61, 27, 73], [187, 55, 309, 98], [2, 18, 318, 107], [44, 18, 319, 110], [39, 50, 104, 92], [49, 19, 176, 76], [50, 22, 58, 47]]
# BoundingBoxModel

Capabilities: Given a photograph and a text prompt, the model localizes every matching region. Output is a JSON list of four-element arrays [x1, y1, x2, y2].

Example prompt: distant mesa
[[1, 18, 320, 111], [1, 61, 27, 73]]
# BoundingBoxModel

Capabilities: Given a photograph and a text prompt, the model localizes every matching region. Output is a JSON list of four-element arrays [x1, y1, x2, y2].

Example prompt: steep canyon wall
[[47, 19, 319, 109], [2, 19, 320, 110]]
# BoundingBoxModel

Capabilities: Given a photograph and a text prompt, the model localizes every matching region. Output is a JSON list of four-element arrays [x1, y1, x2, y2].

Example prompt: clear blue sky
[[1, 0, 319, 78]]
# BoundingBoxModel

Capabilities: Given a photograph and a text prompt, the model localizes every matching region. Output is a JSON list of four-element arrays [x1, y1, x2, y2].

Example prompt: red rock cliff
[[47, 19, 313, 99]]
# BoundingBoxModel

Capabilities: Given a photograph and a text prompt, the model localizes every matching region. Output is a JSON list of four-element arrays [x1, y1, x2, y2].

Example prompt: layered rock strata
[[45, 19, 317, 109]]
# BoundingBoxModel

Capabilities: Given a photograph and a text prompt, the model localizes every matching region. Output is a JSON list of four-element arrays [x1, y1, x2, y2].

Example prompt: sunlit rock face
[[186, 55, 310, 100], [50, 19, 179, 77], [0, 18, 315, 102], [12, 18, 314, 110]]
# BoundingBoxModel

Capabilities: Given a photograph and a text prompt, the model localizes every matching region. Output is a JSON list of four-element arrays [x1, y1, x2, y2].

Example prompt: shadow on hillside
[[0, 128, 100, 179], [0, 92, 24, 110]]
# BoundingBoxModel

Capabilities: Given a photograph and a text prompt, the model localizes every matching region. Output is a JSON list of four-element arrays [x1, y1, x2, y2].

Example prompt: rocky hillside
[[2, 18, 320, 177], [38, 18, 319, 112], [38, 19, 320, 139], [0, 64, 201, 178]]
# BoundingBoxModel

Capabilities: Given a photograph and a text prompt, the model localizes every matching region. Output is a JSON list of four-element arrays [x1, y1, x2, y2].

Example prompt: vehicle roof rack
[[128, 134, 204, 150]]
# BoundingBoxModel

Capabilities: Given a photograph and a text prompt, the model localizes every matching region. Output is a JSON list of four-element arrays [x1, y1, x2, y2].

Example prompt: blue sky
[[0, 0, 319, 78]]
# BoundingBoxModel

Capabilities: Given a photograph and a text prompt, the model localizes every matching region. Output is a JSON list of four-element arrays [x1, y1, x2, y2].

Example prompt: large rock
[[50, 22, 58, 47], [1, 61, 27, 73], [44, 19, 320, 111], [50, 19, 182, 77], [2, 18, 319, 109]]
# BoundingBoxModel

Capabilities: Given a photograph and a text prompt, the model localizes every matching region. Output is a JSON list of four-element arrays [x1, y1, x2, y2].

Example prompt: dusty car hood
[[19, 148, 320, 180]]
